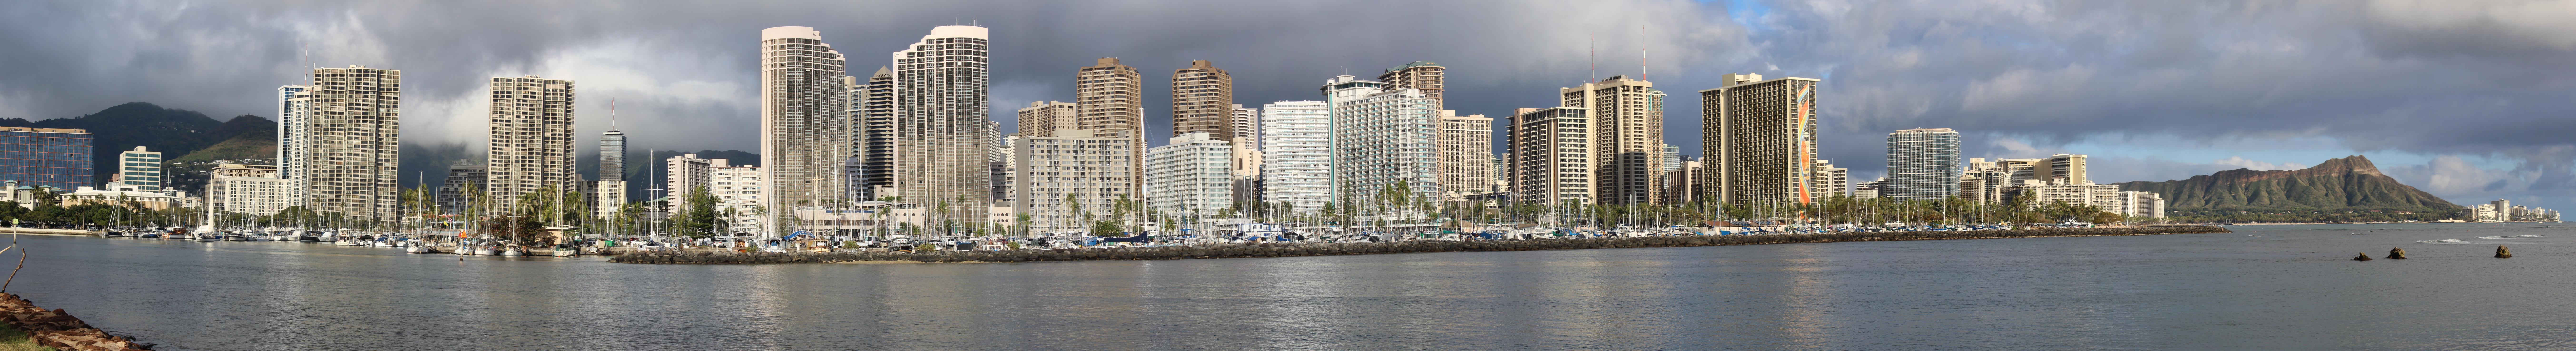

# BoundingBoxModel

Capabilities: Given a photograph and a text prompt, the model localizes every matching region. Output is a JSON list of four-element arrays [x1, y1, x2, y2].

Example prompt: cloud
[[3, 0, 2573, 208], [2211, 156, 2308, 171]]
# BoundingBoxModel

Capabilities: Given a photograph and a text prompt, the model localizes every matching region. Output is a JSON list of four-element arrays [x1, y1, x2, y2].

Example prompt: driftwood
[[611, 226, 2233, 265]]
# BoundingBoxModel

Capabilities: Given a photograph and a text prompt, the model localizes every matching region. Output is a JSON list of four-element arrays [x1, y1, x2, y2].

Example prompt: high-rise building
[[1322, 75, 1441, 206], [892, 25, 993, 222], [1507, 107, 1593, 205], [2491, 199, 2514, 221], [663, 154, 714, 217], [1229, 105, 1263, 207], [1437, 110, 1494, 196], [712, 164, 762, 234], [485, 75, 578, 210], [1013, 130, 1138, 235], [1853, 177, 1885, 200], [1699, 73, 1822, 210], [1014, 101, 1079, 138], [275, 85, 311, 207], [435, 160, 486, 214], [1230, 105, 1261, 151], [1378, 61, 1445, 107], [110, 147, 162, 191], [2117, 191, 2166, 220], [208, 164, 285, 215], [1664, 158, 1701, 205], [1564, 76, 1666, 205], [295, 65, 402, 221], [1145, 132, 1235, 216], [1662, 144, 1682, 173], [1171, 60, 1235, 141], [760, 26, 850, 213], [596, 129, 627, 219], [2038, 154, 2089, 185], [1076, 58, 1147, 194], [1814, 160, 1849, 199], [1885, 128, 1961, 201], [991, 133, 1016, 203], [1259, 101, 1332, 213], [1961, 158, 2013, 203], [849, 67, 897, 201]]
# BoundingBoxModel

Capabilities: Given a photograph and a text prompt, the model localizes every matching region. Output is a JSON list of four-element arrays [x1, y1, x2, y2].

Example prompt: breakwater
[[610, 226, 2231, 265], [1, 293, 150, 351]]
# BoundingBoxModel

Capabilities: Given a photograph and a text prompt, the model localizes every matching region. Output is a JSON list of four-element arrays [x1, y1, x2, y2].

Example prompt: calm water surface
[[10, 223, 2575, 350]]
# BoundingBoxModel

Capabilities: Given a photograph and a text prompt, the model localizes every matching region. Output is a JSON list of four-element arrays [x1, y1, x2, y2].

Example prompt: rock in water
[[2353, 253, 2373, 261], [2496, 246, 2513, 259], [2386, 248, 2409, 259]]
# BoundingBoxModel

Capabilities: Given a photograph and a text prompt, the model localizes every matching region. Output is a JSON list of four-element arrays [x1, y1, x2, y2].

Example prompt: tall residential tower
[[295, 65, 402, 221], [892, 25, 994, 222], [485, 75, 577, 210], [848, 68, 897, 200], [1170, 60, 1235, 141], [760, 26, 850, 212]]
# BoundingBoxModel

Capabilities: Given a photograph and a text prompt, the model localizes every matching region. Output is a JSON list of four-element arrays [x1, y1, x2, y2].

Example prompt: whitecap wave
[[2514, 235, 2545, 238], [2478, 236, 2514, 240], [2417, 239, 2476, 244]]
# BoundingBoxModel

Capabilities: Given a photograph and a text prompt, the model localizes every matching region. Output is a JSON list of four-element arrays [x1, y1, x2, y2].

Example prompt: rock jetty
[[612, 226, 2232, 265], [1, 293, 150, 351]]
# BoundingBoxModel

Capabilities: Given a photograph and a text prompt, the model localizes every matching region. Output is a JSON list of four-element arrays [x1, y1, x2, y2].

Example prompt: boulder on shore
[[2386, 248, 2409, 259]]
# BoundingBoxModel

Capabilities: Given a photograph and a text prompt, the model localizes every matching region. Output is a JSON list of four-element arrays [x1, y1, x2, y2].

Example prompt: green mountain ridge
[[0, 102, 275, 191], [2112, 155, 2463, 222]]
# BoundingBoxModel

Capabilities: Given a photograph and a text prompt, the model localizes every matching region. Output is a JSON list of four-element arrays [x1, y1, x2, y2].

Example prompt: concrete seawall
[[610, 226, 2232, 265]]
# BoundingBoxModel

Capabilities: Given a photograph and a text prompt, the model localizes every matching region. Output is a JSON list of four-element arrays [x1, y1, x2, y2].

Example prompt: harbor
[[2, 223, 2567, 350]]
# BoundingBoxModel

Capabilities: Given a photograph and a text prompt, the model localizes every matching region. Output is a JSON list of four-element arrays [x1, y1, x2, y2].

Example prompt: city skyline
[[0, 0, 2569, 210]]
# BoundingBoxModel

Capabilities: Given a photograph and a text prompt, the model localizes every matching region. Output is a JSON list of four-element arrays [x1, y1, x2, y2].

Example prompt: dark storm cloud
[[3, 0, 2571, 204]]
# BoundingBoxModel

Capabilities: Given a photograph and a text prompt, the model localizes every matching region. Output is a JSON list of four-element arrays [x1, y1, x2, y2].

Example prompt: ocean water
[[7, 223, 2572, 350]]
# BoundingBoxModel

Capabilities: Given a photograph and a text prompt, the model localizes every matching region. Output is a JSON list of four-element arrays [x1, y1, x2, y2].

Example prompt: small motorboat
[[404, 245, 428, 254], [474, 247, 498, 256], [140, 233, 163, 239]]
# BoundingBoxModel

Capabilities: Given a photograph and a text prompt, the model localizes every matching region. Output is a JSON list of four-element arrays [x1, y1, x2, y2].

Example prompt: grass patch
[[0, 324, 59, 351]]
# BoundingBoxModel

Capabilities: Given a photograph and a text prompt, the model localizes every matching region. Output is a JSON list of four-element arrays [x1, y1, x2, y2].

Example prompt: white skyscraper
[[892, 25, 994, 223], [760, 26, 850, 216], [275, 85, 311, 208], [1145, 132, 1235, 217], [1322, 75, 1440, 206], [1259, 101, 1331, 214]]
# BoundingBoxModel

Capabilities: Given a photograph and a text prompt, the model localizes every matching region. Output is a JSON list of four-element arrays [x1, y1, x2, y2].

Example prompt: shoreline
[[611, 226, 2233, 265], [0, 293, 149, 351]]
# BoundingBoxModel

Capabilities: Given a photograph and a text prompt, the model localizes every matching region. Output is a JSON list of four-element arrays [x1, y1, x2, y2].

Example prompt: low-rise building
[[208, 164, 287, 215], [711, 164, 762, 234]]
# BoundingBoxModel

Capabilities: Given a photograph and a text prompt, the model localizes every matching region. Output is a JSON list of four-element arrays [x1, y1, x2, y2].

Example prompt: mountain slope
[[0, 102, 259, 182], [2113, 155, 2461, 221]]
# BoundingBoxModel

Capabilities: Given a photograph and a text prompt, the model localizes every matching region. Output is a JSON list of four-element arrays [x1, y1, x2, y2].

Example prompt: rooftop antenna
[[1589, 31, 1597, 82], [608, 98, 619, 130], [1641, 24, 1649, 81]]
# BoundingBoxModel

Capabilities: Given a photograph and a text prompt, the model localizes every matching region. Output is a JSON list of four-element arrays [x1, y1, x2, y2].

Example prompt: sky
[[2, 0, 2572, 210]]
